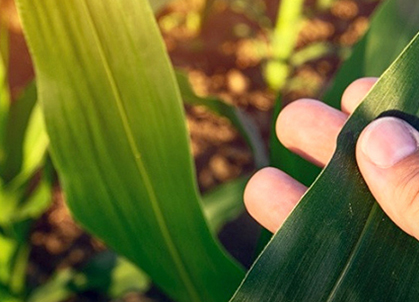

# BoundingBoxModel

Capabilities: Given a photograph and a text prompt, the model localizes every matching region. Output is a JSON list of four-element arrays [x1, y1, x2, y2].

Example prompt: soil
[[1, 0, 380, 301]]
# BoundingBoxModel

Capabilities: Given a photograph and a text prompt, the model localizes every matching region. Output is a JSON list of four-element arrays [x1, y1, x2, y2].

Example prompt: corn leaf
[[266, 0, 305, 90], [16, 0, 245, 301], [231, 31, 419, 301], [0, 83, 41, 182], [202, 177, 248, 233], [176, 71, 268, 168]]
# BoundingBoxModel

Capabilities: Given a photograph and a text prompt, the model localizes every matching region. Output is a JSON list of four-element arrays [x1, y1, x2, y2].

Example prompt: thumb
[[356, 116, 419, 240]]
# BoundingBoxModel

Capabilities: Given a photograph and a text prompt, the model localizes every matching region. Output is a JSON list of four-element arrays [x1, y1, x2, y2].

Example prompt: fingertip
[[244, 167, 306, 233], [276, 98, 319, 146], [341, 77, 377, 114], [276, 98, 347, 166]]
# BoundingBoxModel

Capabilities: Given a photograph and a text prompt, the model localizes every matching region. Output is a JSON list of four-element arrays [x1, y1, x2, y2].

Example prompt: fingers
[[244, 167, 306, 233], [245, 77, 379, 233], [341, 78, 377, 114], [356, 117, 419, 240], [276, 99, 347, 166], [277, 77, 378, 167]]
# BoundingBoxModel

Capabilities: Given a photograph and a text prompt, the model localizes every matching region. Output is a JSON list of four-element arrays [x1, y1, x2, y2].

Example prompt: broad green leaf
[[16, 1, 244, 302], [176, 71, 268, 168], [231, 32, 419, 301]]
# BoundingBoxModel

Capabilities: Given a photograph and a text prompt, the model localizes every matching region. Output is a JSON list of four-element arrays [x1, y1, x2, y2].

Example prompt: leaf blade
[[16, 0, 244, 301]]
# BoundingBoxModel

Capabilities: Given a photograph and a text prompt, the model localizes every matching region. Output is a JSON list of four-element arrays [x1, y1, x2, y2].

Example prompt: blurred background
[[0, 0, 381, 301]]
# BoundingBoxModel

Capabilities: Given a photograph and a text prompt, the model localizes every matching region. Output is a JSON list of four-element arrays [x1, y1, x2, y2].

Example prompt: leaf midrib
[[78, 1, 200, 301]]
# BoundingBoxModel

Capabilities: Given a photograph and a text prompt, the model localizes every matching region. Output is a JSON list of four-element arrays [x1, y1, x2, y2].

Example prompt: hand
[[245, 77, 419, 241]]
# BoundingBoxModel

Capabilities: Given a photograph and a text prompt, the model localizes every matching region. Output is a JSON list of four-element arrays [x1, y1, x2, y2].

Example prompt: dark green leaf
[[16, 1, 244, 301], [231, 31, 419, 302]]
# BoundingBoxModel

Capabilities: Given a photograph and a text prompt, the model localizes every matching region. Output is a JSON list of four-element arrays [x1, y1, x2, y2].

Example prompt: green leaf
[[202, 177, 247, 233], [0, 83, 41, 182], [176, 71, 268, 168], [231, 31, 419, 301], [16, 1, 244, 302], [265, 0, 305, 90]]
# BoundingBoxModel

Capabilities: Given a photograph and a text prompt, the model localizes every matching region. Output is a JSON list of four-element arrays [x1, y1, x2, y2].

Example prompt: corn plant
[[5, 0, 419, 301]]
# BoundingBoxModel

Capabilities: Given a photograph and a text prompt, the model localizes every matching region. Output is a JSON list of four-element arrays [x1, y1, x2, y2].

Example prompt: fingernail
[[361, 117, 419, 168]]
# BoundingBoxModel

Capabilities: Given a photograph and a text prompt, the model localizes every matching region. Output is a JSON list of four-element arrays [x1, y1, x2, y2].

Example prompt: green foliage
[[5, 0, 419, 301], [16, 0, 245, 301]]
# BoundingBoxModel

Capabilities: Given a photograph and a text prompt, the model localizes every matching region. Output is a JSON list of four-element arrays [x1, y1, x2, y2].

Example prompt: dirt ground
[[1, 0, 380, 301]]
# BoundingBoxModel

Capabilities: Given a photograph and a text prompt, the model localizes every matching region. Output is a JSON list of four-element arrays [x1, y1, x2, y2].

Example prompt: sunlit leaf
[[231, 31, 419, 302], [16, 1, 245, 301]]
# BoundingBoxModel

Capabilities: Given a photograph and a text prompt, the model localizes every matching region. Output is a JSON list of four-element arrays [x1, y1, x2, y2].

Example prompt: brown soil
[[1, 0, 380, 301]]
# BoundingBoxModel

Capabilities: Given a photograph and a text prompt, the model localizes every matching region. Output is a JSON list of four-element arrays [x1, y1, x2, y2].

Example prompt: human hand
[[245, 77, 419, 241]]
